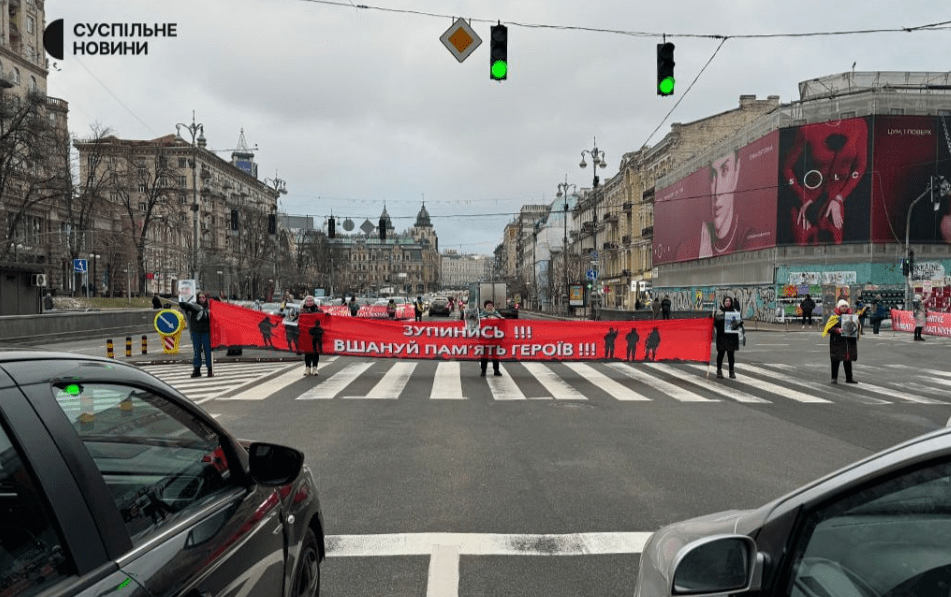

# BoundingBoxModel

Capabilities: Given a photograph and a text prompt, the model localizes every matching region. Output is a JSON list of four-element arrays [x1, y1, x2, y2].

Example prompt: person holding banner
[[713, 296, 742, 379], [479, 300, 503, 377], [300, 296, 321, 375], [179, 291, 213, 378], [823, 299, 859, 384]]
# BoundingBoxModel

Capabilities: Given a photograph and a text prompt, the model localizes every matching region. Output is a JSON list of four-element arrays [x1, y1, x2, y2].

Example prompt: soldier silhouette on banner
[[645, 327, 662, 361], [603, 327, 618, 359], [258, 316, 276, 348], [625, 328, 640, 361]]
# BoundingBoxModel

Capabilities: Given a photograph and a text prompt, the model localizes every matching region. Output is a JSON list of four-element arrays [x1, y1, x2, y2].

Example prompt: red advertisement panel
[[319, 304, 414, 319], [653, 132, 779, 264], [777, 117, 872, 245], [890, 309, 951, 338], [210, 301, 714, 362], [871, 116, 941, 243]]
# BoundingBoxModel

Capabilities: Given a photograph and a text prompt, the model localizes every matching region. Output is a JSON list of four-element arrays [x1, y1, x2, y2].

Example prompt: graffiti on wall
[[660, 284, 780, 321]]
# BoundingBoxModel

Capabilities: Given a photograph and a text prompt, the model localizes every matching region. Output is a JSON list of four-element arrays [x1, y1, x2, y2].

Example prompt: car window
[[0, 419, 74, 596], [787, 460, 951, 597], [48, 382, 236, 545]]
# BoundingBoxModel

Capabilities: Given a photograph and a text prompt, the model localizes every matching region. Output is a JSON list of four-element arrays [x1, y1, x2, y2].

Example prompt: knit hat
[[836, 299, 849, 310], [914, 294, 922, 301]]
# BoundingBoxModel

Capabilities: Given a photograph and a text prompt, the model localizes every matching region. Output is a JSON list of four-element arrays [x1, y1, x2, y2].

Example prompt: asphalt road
[[20, 317, 951, 597]]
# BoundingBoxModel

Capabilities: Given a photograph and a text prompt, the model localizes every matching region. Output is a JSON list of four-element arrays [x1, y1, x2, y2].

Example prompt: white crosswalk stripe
[[298, 362, 374, 400], [144, 361, 309, 403], [564, 363, 651, 401], [645, 363, 770, 403], [158, 357, 951, 406], [344, 362, 416, 399], [607, 363, 718, 402], [685, 363, 832, 403], [431, 362, 466, 400]]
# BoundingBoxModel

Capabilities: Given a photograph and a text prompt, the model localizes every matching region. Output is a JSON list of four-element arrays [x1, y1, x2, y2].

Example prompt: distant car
[[260, 302, 282, 315], [429, 297, 451, 316], [497, 302, 519, 319], [0, 351, 325, 597], [633, 426, 951, 597]]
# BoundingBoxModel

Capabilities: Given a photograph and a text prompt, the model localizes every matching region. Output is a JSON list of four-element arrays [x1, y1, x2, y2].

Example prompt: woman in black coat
[[713, 296, 742, 379], [300, 295, 321, 376], [823, 299, 858, 384]]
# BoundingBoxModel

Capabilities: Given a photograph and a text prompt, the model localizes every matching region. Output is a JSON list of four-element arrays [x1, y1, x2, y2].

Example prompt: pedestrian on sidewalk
[[823, 299, 858, 384], [713, 296, 742, 379], [308, 319, 324, 377], [799, 294, 816, 328], [855, 300, 868, 336], [652, 297, 661, 319], [179, 291, 213, 378], [869, 295, 886, 334], [414, 296, 425, 322], [661, 295, 672, 319], [300, 296, 320, 375], [913, 294, 928, 341], [348, 296, 360, 317]]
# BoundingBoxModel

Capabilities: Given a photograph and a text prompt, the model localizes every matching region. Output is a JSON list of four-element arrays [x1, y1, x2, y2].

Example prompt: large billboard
[[653, 131, 779, 265], [871, 115, 951, 244], [776, 117, 872, 245]]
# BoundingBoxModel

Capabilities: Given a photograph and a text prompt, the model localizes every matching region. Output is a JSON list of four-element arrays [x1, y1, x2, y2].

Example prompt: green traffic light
[[658, 77, 675, 95], [491, 60, 508, 80]]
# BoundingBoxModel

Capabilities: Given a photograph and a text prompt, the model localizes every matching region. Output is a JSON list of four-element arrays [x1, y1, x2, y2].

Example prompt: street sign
[[586, 269, 598, 280], [440, 18, 482, 63], [73, 259, 87, 273]]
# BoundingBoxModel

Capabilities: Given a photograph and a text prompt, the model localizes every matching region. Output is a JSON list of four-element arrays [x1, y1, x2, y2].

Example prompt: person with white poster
[[713, 296, 743, 379], [823, 299, 859, 384]]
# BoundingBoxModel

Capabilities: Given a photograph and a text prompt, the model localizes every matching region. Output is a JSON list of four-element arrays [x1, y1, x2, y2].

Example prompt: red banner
[[890, 309, 951, 338], [210, 301, 713, 362], [318, 304, 414, 319]]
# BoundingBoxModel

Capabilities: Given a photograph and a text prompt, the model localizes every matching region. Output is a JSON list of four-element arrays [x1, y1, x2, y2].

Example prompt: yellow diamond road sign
[[440, 18, 481, 63]]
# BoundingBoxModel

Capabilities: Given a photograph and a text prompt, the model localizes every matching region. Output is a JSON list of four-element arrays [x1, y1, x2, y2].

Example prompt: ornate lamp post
[[175, 112, 206, 282], [579, 139, 607, 315], [557, 177, 577, 315]]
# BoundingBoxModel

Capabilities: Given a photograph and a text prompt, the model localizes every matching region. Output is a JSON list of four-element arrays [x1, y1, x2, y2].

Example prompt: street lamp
[[905, 175, 951, 308], [557, 177, 577, 315], [175, 112, 206, 282], [579, 138, 607, 315]]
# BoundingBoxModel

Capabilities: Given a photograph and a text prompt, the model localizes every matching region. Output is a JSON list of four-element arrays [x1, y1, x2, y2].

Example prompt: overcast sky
[[48, 1, 950, 255]]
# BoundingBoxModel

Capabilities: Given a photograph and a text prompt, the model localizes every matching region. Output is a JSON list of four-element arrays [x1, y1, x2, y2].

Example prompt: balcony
[[603, 213, 618, 223], [603, 242, 619, 251], [641, 227, 654, 237], [622, 235, 631, 245], [642, 188, 655, 202], [622, 202, 632, 212]]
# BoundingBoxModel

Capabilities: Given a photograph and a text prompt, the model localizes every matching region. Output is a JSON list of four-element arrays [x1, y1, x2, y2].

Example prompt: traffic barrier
[[141, 335, 148, 355], [106, 338, 115, 359], [125, 337, 132, 357]]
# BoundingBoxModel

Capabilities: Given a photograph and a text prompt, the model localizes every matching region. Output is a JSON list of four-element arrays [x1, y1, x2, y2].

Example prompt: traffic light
[[909, 250, 915, 275], [657, 42, 675, 96], [230, 209, 238, 231], [902, 259, 909, 277], [490, 23, 507, 81], [268, 214, 276, 235], [328, 216, 335, 238], [379, 217, 386, 241]]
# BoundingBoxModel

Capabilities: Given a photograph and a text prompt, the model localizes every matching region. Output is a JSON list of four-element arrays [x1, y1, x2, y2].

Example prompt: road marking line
[[773, 364, 947, 404], [344, 362, 416, 399], [325, 532, 652, 557], [431, 362, 466, 399], [522, 363, 587, 401], [218, 364, 304, 401], [763, 364, 890, 404], [298, 362, 374, 399], [701, 363, 831, 403], [652, 363, 770, 403], [608, 363, 717, 402], [427, 544, 459, 597], [488, 365, 537, 400], [565, 363, 650, 401]]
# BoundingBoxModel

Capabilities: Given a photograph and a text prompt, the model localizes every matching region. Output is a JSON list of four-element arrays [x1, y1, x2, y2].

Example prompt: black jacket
[[179, 300, 211, 334], [713, 302, 742, 352]]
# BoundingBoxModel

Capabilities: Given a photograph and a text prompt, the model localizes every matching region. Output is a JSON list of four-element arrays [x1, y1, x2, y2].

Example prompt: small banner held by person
[[839, 314, 860, 338], [207, 301, 714, 363], [724, 311, 742, 334]]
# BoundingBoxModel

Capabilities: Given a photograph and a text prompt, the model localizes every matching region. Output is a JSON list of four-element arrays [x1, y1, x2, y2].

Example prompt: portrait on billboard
[[655, 132, 778, 264], [778, 118, 871, 245]]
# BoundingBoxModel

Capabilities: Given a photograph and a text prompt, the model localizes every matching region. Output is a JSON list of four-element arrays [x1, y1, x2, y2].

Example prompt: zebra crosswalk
[[142, 358, 951, 407]]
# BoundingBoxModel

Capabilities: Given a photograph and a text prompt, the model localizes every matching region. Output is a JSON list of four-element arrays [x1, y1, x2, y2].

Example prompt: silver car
[[634, 426, 951, 597]]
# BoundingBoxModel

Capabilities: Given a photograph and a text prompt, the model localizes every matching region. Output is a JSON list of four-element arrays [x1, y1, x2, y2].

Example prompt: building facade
[[440, 250, 494, 289], [0, 0, 71, 314]]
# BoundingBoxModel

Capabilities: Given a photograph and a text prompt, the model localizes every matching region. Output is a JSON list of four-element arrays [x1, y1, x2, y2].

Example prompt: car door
[[0, 374, 152, 597], [11, 362, 289, 597], [751, 454, 951, 597]]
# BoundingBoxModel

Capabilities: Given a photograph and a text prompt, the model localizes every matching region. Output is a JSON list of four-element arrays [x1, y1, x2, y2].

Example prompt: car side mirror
[[248, 442, 305, 486], [671, 535, 761, 595]]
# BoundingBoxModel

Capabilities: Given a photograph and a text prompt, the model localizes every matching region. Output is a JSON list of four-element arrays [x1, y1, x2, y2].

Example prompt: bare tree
[[0, 91, 72, 266]]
